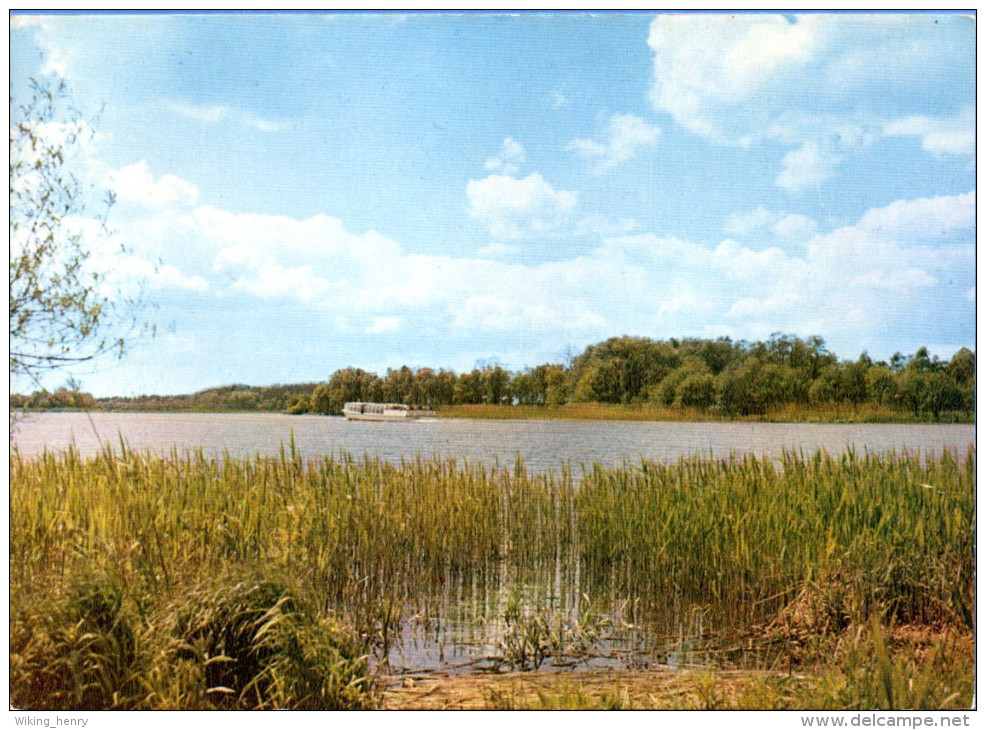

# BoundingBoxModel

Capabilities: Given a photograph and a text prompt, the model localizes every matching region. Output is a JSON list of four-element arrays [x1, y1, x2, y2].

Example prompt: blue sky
[[10, 12, 976, 397]]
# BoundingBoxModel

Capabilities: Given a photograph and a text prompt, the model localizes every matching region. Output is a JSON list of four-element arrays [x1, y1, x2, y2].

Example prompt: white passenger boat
[[342, 402, 436, 421]]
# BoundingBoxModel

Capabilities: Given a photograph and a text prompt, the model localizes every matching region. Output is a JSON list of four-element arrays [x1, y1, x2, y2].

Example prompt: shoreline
[[376, 635, 976, 710], [435, 403, 974, 424], [9, 403, 974, 425]]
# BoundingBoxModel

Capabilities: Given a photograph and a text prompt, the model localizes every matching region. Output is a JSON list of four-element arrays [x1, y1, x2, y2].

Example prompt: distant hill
[[94, 383, 323, 412], [8, 382, 323, 413]]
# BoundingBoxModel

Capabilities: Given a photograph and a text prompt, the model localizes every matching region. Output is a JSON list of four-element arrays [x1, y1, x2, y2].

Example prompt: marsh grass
[[9, 443, 974, 709], [9, 564, 372, 710], [578, 447, 974, 635], [802, 619, 975, 710]]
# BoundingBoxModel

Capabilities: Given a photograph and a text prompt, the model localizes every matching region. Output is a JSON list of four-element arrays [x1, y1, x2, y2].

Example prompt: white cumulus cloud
[[484, 137, 526, 176], [568, 113, 660, 172], [107, 161, 200, 208], [648, 14, 973, 195], [111, 257, 210, 293], [466, 172, 577, 240], [723, 207, 818, 242], [850, 269, 936, 292], [600, 189, 973, 352], [857, 191, 975, 238], [366, 316, 401, 334], [776, 140, 842, 193], [229, 262, 330, 303], [773, 213, 817, 241], [884, 107, 975, 156], [648, 14, 823, 143], [723, 206, 778, 236]]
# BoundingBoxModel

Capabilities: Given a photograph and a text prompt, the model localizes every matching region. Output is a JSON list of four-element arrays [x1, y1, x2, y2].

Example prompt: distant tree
[[676, 373, 715, 409], [309, 384, 333, 415], [569, 336, 679, 404], [383, 366, 416, 403], [591, 358, 627, 403], [324, 368, 383, 413], [651, 370, 680, 407], [802, 336, 837, 378], [921, 372, 964, 421], [896, 369, 927, 418], [9, 77, 134, 390], [14, 385, 95, 410], [433, 369, 458, 406], [959, 381, 975, 416], [894, 348, 958, 419], [808, 367, 838, 405], [413, 368, 441, 406], [652, 356, 708, 407], [766, 332, 797, 364], [454, 371, 483, 405], [509, 370, 540, 405], [907, 347, 938, 375], [947, 349, 977, 417], [229, 389, 261, 411], [571, 363, 602, 403], [889, 352, 908, 373], [717, 359, 790, 416], [865, 365, 898, 406], [838, 357, 870, 404], [510, 363, 568, 406], [285, 394, 310, 415], [542, 364, 569, 406], [694, 337, 737, 375], [480, 365, 510, 404], [946, 348, 975, 384]]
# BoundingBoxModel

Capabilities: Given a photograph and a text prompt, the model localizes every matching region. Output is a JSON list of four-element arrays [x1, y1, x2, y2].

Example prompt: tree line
[[298, 334, 974, 421], [11, 335, 975, 422], [11, 383, 321, 414]]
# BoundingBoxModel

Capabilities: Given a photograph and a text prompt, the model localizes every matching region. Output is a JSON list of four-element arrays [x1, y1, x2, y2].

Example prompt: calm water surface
[[10, 411, 974, 472]]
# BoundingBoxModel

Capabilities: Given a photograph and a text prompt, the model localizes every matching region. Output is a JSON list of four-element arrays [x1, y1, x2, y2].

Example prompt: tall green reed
[[9, 443, 974, 708], [576, 447, 974, 632]]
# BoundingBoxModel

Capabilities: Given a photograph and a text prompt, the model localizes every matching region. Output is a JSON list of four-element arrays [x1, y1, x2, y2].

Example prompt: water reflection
[[367, 568, 754, 676]]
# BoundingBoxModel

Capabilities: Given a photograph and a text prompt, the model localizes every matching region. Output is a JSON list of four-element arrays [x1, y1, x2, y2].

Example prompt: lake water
[[9, 411, 975, 473]]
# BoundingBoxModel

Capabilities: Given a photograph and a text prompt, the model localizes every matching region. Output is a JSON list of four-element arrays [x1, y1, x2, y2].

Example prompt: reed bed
[[9, 444, 974, 709], [437, 402, 966, 423], [578, 447, 975, 633]]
